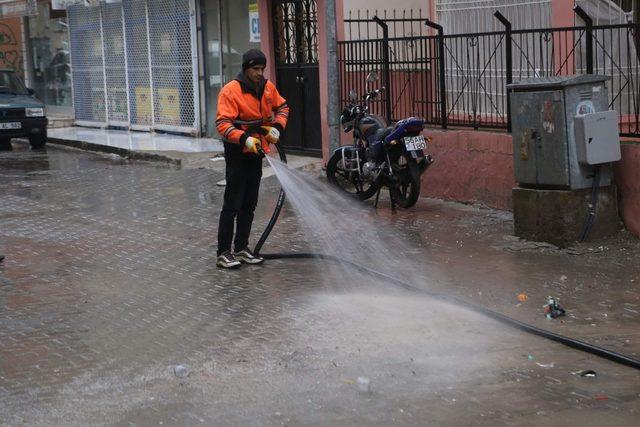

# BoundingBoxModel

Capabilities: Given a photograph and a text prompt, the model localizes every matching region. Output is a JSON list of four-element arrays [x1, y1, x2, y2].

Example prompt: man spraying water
[[215, 49, 289, 269]]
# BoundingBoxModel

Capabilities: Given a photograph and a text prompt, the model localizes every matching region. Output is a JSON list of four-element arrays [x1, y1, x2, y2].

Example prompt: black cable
[[261, 252, 640, 370], [253, 144, 640, 370], [579, 165, 601, 242]]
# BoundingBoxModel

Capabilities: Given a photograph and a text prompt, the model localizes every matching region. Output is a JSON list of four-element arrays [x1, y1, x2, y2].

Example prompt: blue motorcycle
[[327, 73, 433, 209]]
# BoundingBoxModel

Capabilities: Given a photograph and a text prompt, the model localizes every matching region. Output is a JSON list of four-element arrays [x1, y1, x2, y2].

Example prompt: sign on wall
[[249, 3, 260, 43], [135, 87, 152, 124], [157, 88, 181, 126]]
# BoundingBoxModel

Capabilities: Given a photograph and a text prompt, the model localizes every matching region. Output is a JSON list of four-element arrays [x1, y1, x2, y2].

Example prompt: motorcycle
[[326, 72, 433, 209]]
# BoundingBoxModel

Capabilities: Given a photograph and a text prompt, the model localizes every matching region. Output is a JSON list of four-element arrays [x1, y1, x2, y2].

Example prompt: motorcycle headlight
[[26, 107, 45, 117], [340, 112, 354, 132]]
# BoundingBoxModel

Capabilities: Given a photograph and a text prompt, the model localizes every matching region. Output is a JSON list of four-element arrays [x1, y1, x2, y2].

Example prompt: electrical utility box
[[508, 75, 618, 190], [574, 110, 621, 165]]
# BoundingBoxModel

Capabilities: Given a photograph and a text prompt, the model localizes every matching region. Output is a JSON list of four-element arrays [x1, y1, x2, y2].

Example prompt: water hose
[[253, 143, 287, 255], [253, 145, 640, 371]]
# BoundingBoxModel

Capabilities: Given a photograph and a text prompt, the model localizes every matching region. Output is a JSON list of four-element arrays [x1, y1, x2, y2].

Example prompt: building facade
[[25, 1, 73, 117], [1, 0, 634, 156], [38, 0, 259, 137], [0, 1, 73, 117], [0, 1, 35, 83]]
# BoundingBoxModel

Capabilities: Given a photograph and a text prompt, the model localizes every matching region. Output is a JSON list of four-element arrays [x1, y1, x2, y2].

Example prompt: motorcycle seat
[[374, 126, 394, 143]]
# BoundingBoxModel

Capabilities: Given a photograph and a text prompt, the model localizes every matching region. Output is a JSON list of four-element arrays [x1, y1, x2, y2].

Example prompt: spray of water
[[263, 157, 439, 288], [263, 157, 504, 378]]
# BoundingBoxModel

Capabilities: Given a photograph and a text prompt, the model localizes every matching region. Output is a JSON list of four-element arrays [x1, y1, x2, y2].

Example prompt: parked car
[[0, 68, 48, 150]]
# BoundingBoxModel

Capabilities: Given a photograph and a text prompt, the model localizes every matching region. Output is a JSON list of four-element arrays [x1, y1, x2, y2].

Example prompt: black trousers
[[217, 155, 262, 255]]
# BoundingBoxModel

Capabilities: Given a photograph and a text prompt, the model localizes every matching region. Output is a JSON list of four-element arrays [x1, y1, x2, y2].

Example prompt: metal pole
[[372, 16, 392, 123], [145, 0, 156, 128], [574, 5, 593, 74], [99, 4, 109, 125], [495, 11, 512, 132], [634, 0, 640, 56], [67, 6, 77, 122], [189, 0, 200, 135], [121, 2, 132, 129], [326, 0, 341, 153], [425, 19, 447, 129]]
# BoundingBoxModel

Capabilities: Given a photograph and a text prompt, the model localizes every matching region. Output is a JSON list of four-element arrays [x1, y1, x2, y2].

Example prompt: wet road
[[1, 143, 639, 426]]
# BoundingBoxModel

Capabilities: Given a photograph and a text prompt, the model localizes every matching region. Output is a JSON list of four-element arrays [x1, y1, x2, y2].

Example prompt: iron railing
[[337, 8, 640, 137], [344, 9, 430, 40]]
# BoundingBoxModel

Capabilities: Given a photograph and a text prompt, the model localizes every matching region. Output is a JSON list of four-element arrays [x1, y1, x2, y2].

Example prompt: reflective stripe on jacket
[[215, 76, 289, 155]]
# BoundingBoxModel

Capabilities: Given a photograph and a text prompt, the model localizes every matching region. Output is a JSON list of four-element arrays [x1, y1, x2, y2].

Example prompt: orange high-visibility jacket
[[215, 76, 289, 155]]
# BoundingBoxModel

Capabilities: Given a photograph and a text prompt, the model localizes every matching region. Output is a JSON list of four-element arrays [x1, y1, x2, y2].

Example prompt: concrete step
[[48, 117, 75, 129]]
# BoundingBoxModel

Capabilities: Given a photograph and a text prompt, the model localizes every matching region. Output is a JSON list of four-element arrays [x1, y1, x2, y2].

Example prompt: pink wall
[[614, 142, 640, 237], [421, 129, 515, 210], [318, 0, 330, 162], [319, 0, 345, 163], [552, 0, 575, 27], [258, 0, 276, 81]]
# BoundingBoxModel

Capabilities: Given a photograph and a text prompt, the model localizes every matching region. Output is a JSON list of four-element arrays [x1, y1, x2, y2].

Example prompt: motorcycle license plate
[[404, 135, 426, 151]]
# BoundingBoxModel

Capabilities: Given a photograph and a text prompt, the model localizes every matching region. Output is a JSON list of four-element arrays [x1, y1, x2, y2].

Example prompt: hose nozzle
[[256, 144, 266, 158]]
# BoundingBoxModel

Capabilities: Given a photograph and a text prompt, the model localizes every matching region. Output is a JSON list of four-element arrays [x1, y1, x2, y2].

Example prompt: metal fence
[[68, 0, 199, 134], [344, 9, 430, 40], [338, 8, 640, 137]]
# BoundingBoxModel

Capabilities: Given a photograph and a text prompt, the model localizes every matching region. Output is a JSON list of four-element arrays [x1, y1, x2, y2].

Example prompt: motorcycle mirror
[[366, 71, 379, 84], [348, 90, 358, 102]]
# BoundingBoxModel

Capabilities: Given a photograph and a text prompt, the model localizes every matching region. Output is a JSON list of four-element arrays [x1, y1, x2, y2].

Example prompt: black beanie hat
[[242, 49, 267, 70]]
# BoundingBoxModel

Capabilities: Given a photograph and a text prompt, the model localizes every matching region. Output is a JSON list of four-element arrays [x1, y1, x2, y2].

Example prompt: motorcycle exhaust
[[418, 154, 434, 173]]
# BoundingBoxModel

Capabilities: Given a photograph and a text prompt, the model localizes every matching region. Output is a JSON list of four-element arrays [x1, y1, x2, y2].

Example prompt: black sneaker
[[216, 251, 241, 269], [235, 248, 264, 265]]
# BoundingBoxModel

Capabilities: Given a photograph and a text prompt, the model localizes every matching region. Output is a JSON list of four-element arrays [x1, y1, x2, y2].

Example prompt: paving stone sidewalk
[[1, 142, 639, 426]]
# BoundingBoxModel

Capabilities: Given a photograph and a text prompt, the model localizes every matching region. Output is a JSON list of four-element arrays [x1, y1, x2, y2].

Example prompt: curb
[[48, 137, 182, 165]]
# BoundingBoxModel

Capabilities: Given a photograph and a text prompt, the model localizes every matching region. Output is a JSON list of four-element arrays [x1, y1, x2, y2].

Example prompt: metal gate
[[272, 0, 321, 154], [68, 0, 200, 134]]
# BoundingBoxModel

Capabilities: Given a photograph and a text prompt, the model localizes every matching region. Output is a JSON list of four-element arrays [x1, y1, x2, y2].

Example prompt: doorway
[[272, 0, 321, 155]]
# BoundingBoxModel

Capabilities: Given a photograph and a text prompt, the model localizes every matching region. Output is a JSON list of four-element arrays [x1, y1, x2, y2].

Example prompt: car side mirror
[[27, 88, 35, 96]]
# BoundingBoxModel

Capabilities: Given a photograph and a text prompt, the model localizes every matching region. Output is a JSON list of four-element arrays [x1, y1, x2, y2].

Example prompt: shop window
[[27, 3, 72, 111]]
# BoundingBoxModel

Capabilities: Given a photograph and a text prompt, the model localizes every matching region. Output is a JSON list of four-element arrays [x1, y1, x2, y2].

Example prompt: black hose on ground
[[262, 252, 640, 370], [254, 145, 640, 371]]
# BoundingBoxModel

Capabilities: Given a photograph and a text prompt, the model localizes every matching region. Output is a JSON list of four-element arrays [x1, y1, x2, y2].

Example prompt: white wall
[[343, 0, 428, 16], [342, 0, 431, 40], [436, 0, 551, 34]]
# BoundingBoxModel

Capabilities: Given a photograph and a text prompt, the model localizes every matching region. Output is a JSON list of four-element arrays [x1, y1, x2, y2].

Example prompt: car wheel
[[0, 137, 11, 151], [29, 135, 47, 149]]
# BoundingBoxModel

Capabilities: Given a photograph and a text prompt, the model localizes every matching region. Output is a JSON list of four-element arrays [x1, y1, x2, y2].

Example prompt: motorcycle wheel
[[326, 150, 379, 200], [389, 154, 421, 208]]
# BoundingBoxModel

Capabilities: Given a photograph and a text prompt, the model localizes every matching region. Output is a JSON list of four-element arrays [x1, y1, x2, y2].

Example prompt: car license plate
[[404, 135, 426, 151], [0, 122, 21, 130]]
